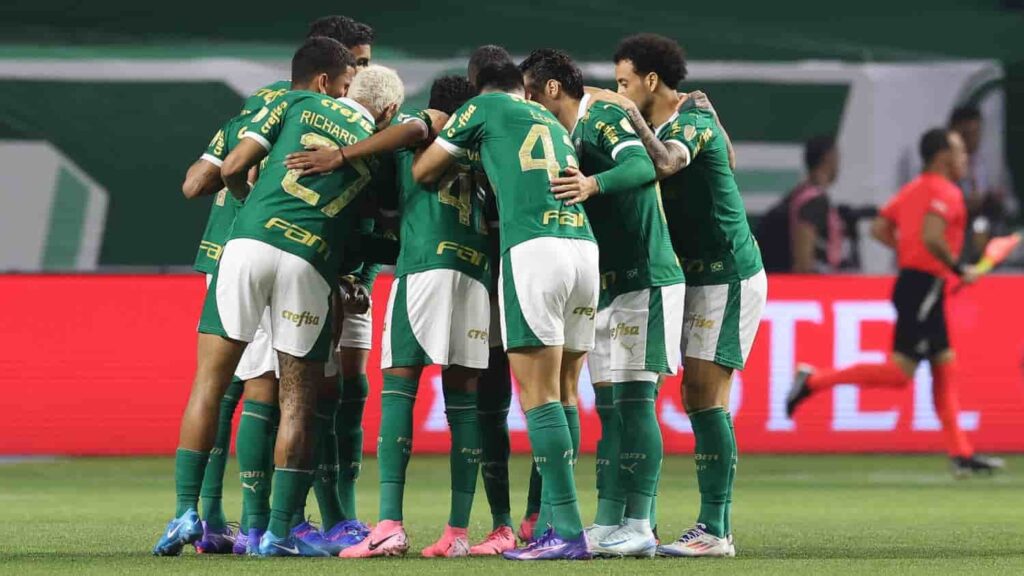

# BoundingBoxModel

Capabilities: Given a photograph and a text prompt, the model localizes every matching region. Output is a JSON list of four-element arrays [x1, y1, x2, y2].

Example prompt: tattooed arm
[[588, 89, 690, 180]]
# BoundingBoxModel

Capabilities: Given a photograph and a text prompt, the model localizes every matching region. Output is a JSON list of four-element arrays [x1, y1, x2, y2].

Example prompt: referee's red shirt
[[879, 173, 966, 279]]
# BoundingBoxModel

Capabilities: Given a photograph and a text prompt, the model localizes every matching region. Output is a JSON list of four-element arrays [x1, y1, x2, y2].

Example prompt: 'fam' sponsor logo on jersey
[[542, 210, 586, 228], [264, 217, 330, 258], [436, 241, 488, 268]]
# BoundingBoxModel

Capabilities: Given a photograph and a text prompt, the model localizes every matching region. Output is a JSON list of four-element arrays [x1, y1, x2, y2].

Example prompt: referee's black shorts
[[891, 268, 950, 361]]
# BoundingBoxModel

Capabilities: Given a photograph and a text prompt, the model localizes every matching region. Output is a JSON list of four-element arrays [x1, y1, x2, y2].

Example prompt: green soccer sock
[[175, 448, 209, 517], [564, 404, 581, 466], [336, 375, 368, 520], [444, 387, 480, 529], [525, 402, 583, 540], [593, 386, 625, 527], [525, 462, 542, 517], [616, 381, 662, 522], [268, 468, 315, 537], [237, 399, 276, 532], [199, 379, 242, 530], [478, 347, 513, 529], [690, 406, 734, 538], [313, 398, 344, 528], [378, 373, 419, 521], [724, 412, 737, 536]]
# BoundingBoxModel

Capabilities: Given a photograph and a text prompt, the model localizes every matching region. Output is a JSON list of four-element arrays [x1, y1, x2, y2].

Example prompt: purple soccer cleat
[[244, 528, 265, 556], [320, 519, 371, 555], [194, 522, 236, 554], [232, 529, 248, 555], [503, 527, 592, 561]]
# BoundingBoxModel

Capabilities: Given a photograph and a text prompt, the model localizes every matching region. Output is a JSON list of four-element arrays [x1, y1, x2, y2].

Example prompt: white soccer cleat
[[583, 523, 619, 550], [727, 533, 736, 557], [591, 523, 657, 558], [657, 523, 732, 558]]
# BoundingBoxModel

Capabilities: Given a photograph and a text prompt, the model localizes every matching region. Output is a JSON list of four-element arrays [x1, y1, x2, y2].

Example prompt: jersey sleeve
[[665, 108, 717, 166], [243, 97, 292, 151], [201, 126, 228, 167], [879, 192, 903, 222], [436, 99, 486, 159], [593, 104, 647, 161], [926, 187, 959, 224]]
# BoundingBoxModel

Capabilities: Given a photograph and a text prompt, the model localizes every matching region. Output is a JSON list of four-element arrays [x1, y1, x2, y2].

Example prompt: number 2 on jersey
[[281, 133, 369, 217], [518, 124, 577, 181]]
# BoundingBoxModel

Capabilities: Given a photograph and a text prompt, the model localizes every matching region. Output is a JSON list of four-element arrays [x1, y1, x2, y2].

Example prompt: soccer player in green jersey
[[152, 38, 402, 558], [592, 33, 767, 558], [520, 49, 686, 558], [412, 61, 597, 561]]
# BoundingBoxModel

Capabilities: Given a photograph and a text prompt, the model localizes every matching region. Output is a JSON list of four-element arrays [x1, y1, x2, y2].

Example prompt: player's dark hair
[[518, 49, 584, 100], [307, 15, 375, 47], [804, 134, 836, 171], [468, 45, 513, 89], [919, 127, 952, 166], [291, 37, 355, 85], [613, 33, 687, 88], [949, 104, 981, 127], [475, 61, 525, 93], [429, 75, 477, 115]]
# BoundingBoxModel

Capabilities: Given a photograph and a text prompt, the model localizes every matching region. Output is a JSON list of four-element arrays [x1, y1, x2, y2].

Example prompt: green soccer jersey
[[231, 91, 377, 280], [437, 92, 594, 253], [572, 96, 684, 306], [656, 108, 763, 285], [384, 111, 493, 286], [193, 113, 249, 275], [241, 80, 290, 115]]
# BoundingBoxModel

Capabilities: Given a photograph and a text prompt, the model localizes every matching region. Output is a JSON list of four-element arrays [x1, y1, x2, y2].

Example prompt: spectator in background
[[948, 105, 1017, 260], [789, 135, 844, 272]]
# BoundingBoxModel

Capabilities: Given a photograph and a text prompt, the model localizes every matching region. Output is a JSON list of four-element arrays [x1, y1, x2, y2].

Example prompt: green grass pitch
[[1, 454, 1022, 575]]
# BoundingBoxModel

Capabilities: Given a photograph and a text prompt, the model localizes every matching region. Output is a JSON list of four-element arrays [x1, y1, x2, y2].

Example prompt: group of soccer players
[[154, 14, 767, 561]]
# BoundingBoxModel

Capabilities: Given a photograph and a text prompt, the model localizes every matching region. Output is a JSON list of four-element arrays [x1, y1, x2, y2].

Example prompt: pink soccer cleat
[[469, 525, 516, 556], [338, 520, 408, 558], [517, 513, 539, 543], [421, 525, 470, 558]]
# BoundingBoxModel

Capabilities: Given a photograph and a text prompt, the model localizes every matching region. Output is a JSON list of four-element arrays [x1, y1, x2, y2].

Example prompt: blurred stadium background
[[1, 1, 1022, 573]]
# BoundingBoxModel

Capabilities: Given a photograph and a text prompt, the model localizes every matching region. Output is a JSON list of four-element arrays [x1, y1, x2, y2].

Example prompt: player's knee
[[338, 348, 369, 378]]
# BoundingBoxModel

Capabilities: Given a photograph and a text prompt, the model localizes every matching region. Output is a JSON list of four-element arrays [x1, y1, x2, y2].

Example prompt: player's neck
[[923, 166, 953, 182], [556, 97, 583, 132], [647, 89, 679, 129]]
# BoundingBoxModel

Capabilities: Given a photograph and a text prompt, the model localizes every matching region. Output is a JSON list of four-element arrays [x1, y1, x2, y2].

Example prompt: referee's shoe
[[951, 455, 1005, 478]]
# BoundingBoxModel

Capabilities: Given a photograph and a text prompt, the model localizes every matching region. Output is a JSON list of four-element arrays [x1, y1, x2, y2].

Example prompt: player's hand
[[338, 276, 372, 315], [284, 145, 344, 177], [589, 89, 637, 113], [959, 265, 981, 285], [551, 166, 599, 206], [680, 90, 716, 116]]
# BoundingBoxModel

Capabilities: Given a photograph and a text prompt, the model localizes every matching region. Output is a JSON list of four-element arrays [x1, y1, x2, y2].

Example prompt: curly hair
[[428, 75, 477, 115], [613, 33, 687, 88]]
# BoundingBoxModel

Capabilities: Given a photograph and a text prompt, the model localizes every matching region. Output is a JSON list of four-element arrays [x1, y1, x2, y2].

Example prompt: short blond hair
[[348, 65, 405, 119]]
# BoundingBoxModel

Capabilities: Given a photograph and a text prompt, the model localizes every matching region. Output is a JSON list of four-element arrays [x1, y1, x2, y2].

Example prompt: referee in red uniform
[[786, 127, 1004, 476]]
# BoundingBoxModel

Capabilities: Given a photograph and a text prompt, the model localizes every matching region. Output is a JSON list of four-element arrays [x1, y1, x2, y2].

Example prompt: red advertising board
[[0, 274, 1021, 455]]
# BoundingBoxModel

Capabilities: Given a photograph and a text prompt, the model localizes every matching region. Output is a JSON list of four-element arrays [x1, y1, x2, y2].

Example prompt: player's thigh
[[588, 305, 613, 385], [682, 272, 765, 372], [563, 239, 600, 353], [608, 283, 686, 376], [499, 237, 573, 350], [243, 372, 278, 405], [199, 238, 274, 343], [382, 270, 457, 369], [268, 249, 333, 362], [447, 272, 491, 370], [235, 305, 278, 381]]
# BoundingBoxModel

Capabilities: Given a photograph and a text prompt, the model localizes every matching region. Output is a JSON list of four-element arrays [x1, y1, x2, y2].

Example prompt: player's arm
[[791, 195, 826, 273], [683, 90, 736, 170], [922, 212, 977, 282], [870, 215, 897, 249], [221, 138, 267, 200], [588, 88, 691, 179], [415, 99, 484, 185], [182, 158, 223, 199]]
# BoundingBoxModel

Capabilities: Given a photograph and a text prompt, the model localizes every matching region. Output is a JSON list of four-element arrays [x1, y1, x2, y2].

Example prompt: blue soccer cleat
[[194, 522, 237, 554], [320, 519, 371, 555], [244, 528, 265, 556], [152, 509, 203, 556], [257, 530, 331, 557], [232, 529, 249, 555], [503, 527, 591, 561]]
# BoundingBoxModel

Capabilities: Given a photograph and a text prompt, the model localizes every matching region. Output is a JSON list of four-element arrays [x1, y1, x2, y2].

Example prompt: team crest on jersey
[[683, 124, 698, 141]]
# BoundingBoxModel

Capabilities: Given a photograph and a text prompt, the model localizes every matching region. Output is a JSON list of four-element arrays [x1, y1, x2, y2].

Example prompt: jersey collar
[[337, 97, 376, 125], [572, 93, 592, 134], [654, 111, 679, 137]]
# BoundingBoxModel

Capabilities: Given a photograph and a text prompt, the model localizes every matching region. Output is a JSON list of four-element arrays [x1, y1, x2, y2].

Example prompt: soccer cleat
[[152, 509, 203, 556], [592, 524, 657, 558], [244, 528, 265, 556], [517, 513, 538, 543], [502, 527, 591, 561], [657, 523, 732, 558], [232, 529, 248, 555], [583, 524, 619, 548], [194, 522, 236, 554], [320, 519, 372, 555], [339, 520, 409, 558], [291, 520, 325, 547], [786, 364, 815, 418], [469, 526, 517, 556], [257, 530, 331, 557], [421, 525, 470, 558], [951, 454, 1006, 478], [727, 534, 736, 557]]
